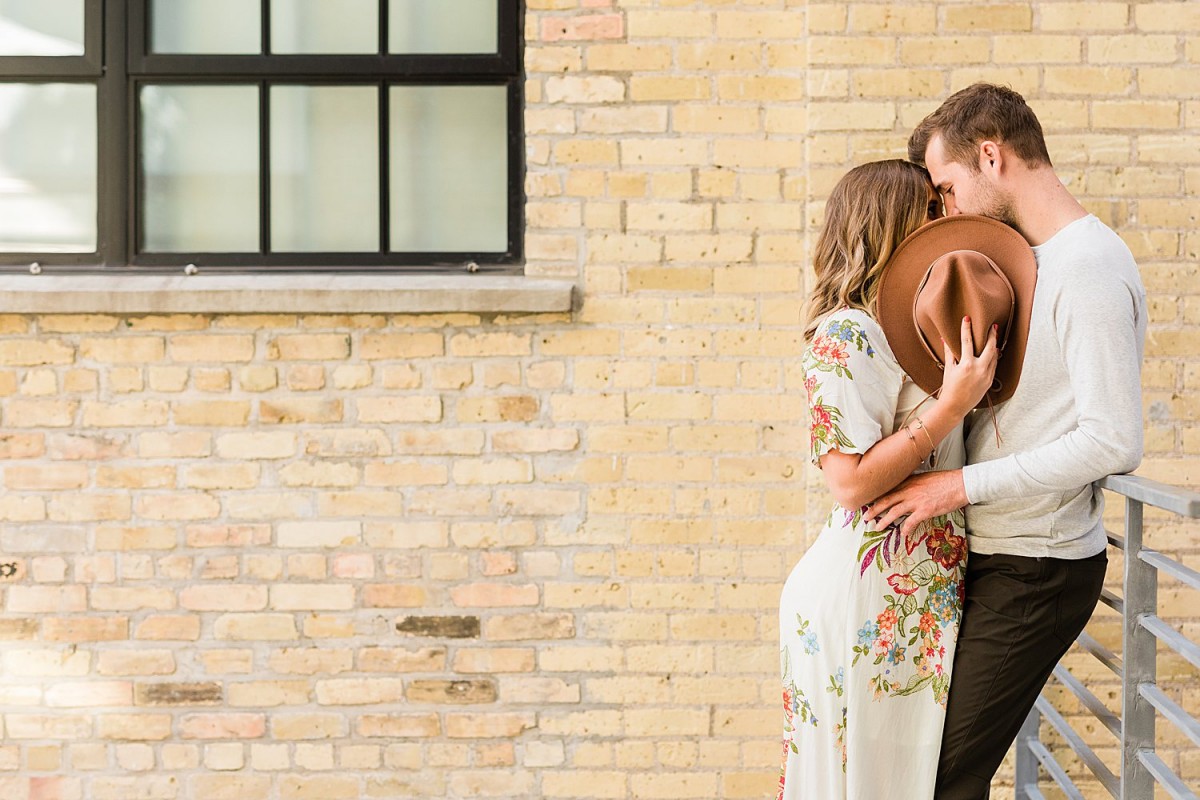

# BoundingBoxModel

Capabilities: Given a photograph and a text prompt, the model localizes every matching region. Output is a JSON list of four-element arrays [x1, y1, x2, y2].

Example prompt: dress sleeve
[[803, 312, 900, 467]]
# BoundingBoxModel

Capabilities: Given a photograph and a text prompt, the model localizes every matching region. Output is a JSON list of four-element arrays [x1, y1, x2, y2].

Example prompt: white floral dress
[[778, 309, 968, 799]]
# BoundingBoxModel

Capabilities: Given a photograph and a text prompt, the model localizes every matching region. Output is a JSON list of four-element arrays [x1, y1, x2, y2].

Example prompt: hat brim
[[876, 214, 1037, 406]]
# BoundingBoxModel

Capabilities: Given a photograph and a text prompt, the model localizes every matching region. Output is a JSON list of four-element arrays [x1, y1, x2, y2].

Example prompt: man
[[867, 83, 1147, 799]]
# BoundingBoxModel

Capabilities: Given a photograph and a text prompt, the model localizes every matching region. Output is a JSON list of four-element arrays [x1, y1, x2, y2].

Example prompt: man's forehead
[[924, 133, 948, 166], [923, 136, 954, 185]]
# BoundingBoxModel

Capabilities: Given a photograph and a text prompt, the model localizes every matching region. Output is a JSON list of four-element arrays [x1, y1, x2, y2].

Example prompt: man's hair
[[908, 83, 1052, 171]]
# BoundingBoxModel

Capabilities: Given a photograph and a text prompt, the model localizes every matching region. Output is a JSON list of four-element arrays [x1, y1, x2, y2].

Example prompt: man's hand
[[866, 470, 969, 537]]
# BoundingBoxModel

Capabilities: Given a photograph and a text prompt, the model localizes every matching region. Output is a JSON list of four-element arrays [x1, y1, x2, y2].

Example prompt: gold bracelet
[[911, 417, 936, 454], [902, 424, 923, 458]]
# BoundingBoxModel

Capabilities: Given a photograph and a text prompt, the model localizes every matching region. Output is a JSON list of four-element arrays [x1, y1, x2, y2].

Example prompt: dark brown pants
[[934, 549, 1108, 800]]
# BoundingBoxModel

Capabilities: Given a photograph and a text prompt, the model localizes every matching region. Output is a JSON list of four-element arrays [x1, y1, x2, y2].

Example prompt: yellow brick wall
[[0, 2, 1196, 798]]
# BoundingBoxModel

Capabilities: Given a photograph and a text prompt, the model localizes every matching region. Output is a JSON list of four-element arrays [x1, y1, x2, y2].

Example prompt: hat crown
[[913, 250, 1015, 366]]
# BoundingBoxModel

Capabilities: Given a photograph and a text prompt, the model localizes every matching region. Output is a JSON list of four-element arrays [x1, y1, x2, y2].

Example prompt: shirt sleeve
[[962, 265, 1146, 503], [804, 312, 900, 467]]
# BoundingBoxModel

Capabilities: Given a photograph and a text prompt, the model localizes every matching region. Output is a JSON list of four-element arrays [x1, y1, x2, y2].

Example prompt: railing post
[[1014, 706, 1041, 799], [1121, 497, 1156, 800]]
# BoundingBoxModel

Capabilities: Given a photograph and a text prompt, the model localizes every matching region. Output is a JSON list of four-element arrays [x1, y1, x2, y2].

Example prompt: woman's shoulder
[[807, 308, 898, 367]]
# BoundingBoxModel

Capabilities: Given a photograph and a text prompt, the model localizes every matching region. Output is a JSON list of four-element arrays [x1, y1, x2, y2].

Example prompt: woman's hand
[[939, 315, 999, 415]]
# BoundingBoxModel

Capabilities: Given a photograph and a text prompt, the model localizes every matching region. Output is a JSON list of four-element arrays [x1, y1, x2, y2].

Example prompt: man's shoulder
[[1038, 216, 1141, 290]]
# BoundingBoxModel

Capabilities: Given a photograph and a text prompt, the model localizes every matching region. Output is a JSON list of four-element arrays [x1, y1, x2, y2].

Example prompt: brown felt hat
[[876, 214, 1037, 407]]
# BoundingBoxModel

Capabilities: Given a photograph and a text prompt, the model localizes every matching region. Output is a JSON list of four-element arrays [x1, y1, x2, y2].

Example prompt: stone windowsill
[[0, 274, 575, 315]]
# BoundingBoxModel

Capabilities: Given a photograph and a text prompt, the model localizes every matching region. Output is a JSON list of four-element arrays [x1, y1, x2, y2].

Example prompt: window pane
[[0, 83, 95, 252], [389, 85, 506, 253], [0, 0, 85, 56], [141, 85, 259, 253], [271, 0, 377, 54], [271, 86, 378, 252], [150, 0, 261, 54], [388, 0, 497, 54]]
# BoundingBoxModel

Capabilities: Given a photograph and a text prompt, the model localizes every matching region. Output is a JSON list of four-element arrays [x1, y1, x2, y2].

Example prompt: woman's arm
[[819, 316, 998, 510]]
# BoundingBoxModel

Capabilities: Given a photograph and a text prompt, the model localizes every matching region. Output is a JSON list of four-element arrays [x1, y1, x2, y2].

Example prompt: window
[[0, 0, 522, 273]]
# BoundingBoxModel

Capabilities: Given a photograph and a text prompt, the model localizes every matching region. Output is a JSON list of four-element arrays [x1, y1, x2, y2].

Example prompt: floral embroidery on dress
[[807, 318, 876, 380], [827, 667, 847, 772], [803, 316, 877, 464], [781, 630, 819, 750], [851, 512, 966, 707], [776, 738, 789, 800], [795, 615, 820, 655]]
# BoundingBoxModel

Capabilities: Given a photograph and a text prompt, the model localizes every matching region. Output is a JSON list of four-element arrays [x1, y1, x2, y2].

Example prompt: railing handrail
[[1099, 473, 1200, 518], [1016, 472, 1200, 800]]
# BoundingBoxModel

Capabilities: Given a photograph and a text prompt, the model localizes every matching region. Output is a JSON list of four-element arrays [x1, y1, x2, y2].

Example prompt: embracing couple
[[779, 83, 1147, 799]]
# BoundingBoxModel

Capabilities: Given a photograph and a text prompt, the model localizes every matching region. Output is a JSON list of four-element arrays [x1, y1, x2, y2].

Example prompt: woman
[[778, 160, 999, 799]]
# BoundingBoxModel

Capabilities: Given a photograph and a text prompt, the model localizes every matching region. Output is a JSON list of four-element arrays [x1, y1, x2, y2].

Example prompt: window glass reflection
[[0, 0, 85, 56], [389, 85, 507, 252], [141, 85, 259, 252], [0, 83, 96, 252]]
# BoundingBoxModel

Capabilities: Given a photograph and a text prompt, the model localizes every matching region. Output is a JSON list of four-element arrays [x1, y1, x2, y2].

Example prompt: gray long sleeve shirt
[[962, 214, 1147, 558]]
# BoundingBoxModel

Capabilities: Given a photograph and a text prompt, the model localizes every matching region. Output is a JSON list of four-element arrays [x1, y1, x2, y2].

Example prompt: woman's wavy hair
[[803, 159, 933, 341]]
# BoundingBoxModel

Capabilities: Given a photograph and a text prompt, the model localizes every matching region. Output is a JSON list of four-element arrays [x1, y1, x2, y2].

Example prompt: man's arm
[[961, 269, 1144, 502], [867, 469, 966, 537]]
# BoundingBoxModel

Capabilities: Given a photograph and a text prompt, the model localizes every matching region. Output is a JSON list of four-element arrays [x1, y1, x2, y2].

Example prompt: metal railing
[[1015, 474, 1200, 800]]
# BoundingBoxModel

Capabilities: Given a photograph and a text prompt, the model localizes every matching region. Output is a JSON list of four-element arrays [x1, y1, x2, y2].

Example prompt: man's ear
[[979, 140, 1002, 174]]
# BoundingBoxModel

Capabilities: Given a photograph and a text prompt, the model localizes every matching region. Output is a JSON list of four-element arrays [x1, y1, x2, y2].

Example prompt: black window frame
[[0, 0, 524, 274]]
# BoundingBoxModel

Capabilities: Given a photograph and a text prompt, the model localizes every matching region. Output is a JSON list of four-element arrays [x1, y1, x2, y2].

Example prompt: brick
[[180, 585, 267, 611], [1089, 35, 1179, 63], [192, 775, 271, 799], [0, 340, 73, 366], [5, 464, 88, 490], [358, 646, 446, 673], [810, 36, 895, 65], [587, 44, 671, 72], [360, 582, 427, 606], [450, 583, 540, 607], [627, 10, 712, 38], [545, 75, 625, 104], [357, 714, 440, 738], [80, 337, 164, 363], [1135, 2, 1200, 31], [1042, 2, 1128, 30], [315, 678, 406, 705], [169, 335, 255, 362], [267, 333, 350, 360], [271, 584, 355, 611], [264, 648, 350, 676], [900, 37, 990, 65], [260, 399, 343, 424], [444, 712, 536, 739], [135, 615, 201, 641], [279, 776, 358, 799], [213, 614, 298, 641], [356, 396, 442, 423], [179, 714, 266, 740], [407, 680, 498, 705], [6, 586, 87, 613], [396, 615, 480, 639], [90, 587, 175, 611], [944, 4, 1031, 31], [280, 460, 361, 487], [136, 683, 223, 707], [215, 432, 296, 459], [98, 650, 176, 676], [484, 613, 575, 641], [453, 648, 537, 674], [138, 431, 211, 458], [45, 681, 132, 707], [96, 714, 172, 741]]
